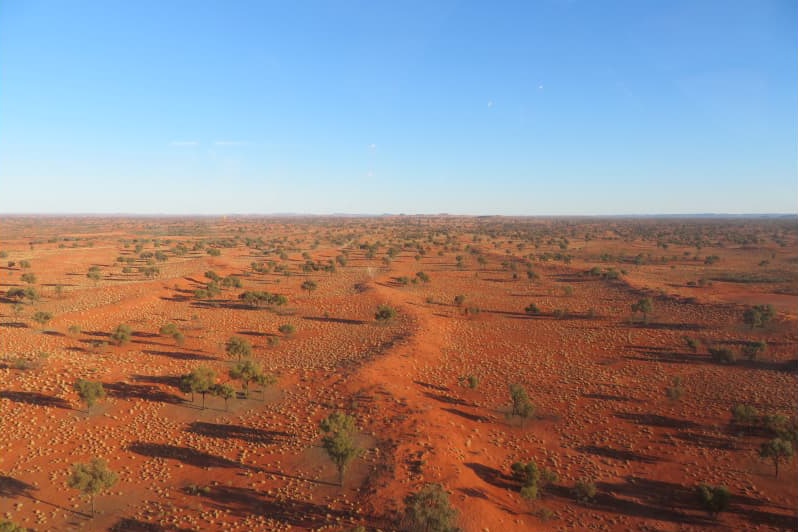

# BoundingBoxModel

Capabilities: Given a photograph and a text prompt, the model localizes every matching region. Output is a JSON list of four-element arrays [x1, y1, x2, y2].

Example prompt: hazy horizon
[[1, 1, 796, 215]]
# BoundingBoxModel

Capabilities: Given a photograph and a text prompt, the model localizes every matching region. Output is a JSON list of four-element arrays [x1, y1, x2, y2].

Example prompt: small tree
[[74, 380, 106, 413], [631, 297, 653, 323], [254, 372, 277, 401], [511, 460, 558, 500], [225, 336, 252, 361], [301, 280, 317, 292], [453, 295, 466, 307], [509, 384, 534, 425], [742, 341, 766, 361], [402, 483, 460, 532], [229, 359, 262, 398], [524, 303, 540, 315], [212, 383, 235, 410], [319, 412, 361, 486], [759, 438, 793, 478], [67, 458, 117, 516], [32, 311, 53, 330], [20, 272, 36, 285], [375, 305, 397, 323], [111, 324, 133, 346], [185, 366, 216, 409], [696, 484, 730, 518]]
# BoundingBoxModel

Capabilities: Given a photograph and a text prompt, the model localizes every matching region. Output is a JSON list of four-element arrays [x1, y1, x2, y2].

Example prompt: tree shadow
[[591, 476, 713, 525], [131, 374, 184, 390], [422, 391, 470, 406], [672, 431, 737, 450], [464, 462, 516, 490], [615, 412, 700, 430], [302, 316, 366, 325], [105, 382, 184, 404], [577, 445, 661, 464], [0, 322, 28, 328], [192, 485, 353, 525], [0, 475, 35, 499], [110, 518, 194, 532], [414, 380, 450, 392], [582, 392, 641, 403], [186, 422, 291, 444], [0, 390, 72, 409], [128, 442, 253, 470], [142, 349, 215, 361], [442, 407, 491, 423]]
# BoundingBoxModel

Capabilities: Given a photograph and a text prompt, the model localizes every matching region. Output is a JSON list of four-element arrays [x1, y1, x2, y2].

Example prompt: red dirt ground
[[0, 216, 795, 531]]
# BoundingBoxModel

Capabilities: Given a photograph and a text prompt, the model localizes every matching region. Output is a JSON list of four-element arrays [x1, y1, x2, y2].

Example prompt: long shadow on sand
[[128, 442, 254, 470], [110, 518, 194, 532], [0, 390, 72, 409], [464, 462, 516, 490], [105, 382, 185, 405], [186, 421, 291, 445], [192, 485, 353, 525], [614, 412, 700, 431], [577, 445, 662, 464]]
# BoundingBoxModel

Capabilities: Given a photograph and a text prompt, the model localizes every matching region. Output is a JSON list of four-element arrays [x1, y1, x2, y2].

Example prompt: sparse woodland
[[0, 216, 795, 530]]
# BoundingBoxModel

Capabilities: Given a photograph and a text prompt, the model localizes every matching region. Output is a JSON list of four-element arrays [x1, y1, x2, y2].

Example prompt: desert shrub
[[562, 285, 574, 296], [524, 303, 540, 315], [742, 341, 766, 361], [301, 280, 317, 291], [453, 294, 466, 307], [278, 323, 296, 336], [553, 308, 567, 319], [415, 271, 430, 283], [74, 380, 106, 413], [684, 336, 699, 352], [742, 304, 775, 329], [267, 336, 280, 347], [709, 347, 735, 364], [159, 323, 179, 336], [67, 324, 82, 336], [731, 403, 759, 426], [31, 311, 52, 329], [509, 384, 534, 424], [375, 305, 397, 323], [464, 306, 481, 316], [573, 478, 597, 503], [111, 324, 133, 346], [402, 483, 460, 532], [0, 519, 27, 532], [696, 484, 730, 517], [511, 460, 558, 500], [206, 248, 221, 256]]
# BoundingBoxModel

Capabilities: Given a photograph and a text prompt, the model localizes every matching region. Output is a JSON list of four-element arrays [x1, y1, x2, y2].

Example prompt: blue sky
[[1, 0, 795, 215]]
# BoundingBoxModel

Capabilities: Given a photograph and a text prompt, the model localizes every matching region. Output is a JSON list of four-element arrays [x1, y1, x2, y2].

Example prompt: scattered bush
[[511, 460, 558, 500], [401, 483, 460, 532], [696, 484, 730, 517], [375, 304, 397, 323], [573, 478, 597, 503], [709, 347, 735, 364]]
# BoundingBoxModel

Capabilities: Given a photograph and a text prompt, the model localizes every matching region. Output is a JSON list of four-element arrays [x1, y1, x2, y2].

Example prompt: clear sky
[[1, 1, 795, 215]]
